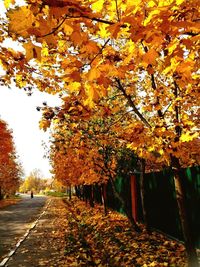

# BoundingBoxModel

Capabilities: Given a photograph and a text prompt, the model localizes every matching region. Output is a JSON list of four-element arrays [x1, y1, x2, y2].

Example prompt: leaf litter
[[60, 197, 187, 267]]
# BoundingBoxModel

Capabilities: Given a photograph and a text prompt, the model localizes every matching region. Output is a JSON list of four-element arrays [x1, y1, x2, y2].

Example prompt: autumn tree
[[1, 0, 200, 265], [0, 119, 21, 198], [20, 168, 47, 193], [47, 96, 145, 230]]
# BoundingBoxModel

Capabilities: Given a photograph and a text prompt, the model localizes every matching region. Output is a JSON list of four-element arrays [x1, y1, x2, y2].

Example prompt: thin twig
[[40, 16, 67, 37], [115, 0, 120, 22], [108, 109, 134, 128], [89, 38, 110, 66]]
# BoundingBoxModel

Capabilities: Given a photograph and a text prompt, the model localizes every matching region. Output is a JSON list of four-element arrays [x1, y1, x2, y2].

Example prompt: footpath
[[4, 198, 66, 267], [1, 197, 188, 267]]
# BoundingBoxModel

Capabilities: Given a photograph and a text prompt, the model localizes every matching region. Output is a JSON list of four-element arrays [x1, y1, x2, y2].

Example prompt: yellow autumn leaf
[[84, 83, 100, 108], [180, 132, 198, 142], [41, 43, 49, 57], [4, 0, 15, 9], [92, 0, 104, 12], [168, 42, 178, 55], [58, 40, 66, 53], [147, 0, 157, 7], [98, 24, 109, 38], [23, 42, 41, 61], [7, 6, 35, 37], [39, 120, 50, 131], [158, 0, 173, 6], [143, 48, 159, 65], [144, 9, 160, 26], [15, 74, 26, 88], [68, 82, 81, 92], [88, 68, 101, 81], [63, 24, 74, 35], [176, 0, 184, 4]]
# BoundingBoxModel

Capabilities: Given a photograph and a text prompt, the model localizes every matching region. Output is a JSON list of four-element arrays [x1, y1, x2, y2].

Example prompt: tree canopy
[[1, 0, 199, 186]]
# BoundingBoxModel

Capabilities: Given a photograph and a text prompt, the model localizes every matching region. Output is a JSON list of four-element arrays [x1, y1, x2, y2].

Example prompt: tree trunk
[[75, 186, 79, 198], [0, 186, 2, 200], [139, 159, 150, 231], [89, 185, 94, 207], [109, 176, 141, 232], [101, 184, 108, 215], [173, 169, 199, 267], [130, 175, 137, 222], [68, 185, 72, 200]]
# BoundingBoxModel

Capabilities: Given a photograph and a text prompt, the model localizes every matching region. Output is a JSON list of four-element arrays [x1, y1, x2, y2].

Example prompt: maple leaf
[[7, 7, 35, 37], [91, 0, 104, 12], [142, 48, 159, 66], [88, 68, 101, 81], [39, 119, 51, 131]]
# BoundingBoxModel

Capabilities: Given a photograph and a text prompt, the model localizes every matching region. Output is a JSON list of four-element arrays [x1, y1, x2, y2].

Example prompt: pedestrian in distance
[[31, 191, 34, 198]]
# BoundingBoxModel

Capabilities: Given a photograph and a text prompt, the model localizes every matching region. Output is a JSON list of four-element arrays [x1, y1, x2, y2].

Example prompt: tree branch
[[87, 38, 110, 67], [115, 78, 152, 128], [66, 15, 115, 25], [183, 31, 199, 36]]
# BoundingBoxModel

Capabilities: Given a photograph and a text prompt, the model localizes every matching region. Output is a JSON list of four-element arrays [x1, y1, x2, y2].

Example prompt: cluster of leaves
[[62, 197, 187, 267], [0, 119, 22, 198]]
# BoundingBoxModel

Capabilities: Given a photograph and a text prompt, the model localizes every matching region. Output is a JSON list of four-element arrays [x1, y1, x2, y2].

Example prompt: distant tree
[[0, 119, 21, 198], [20, 169, 47, 193]]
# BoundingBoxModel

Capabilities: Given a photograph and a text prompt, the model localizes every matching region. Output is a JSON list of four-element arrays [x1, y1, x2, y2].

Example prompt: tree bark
[[130, 175, 137, 221], [173, 169, 199, 267], [89, 185, 94, 207], [101, 184, 108, 215], [0, 186, 2, 200], [68, 185, 72, 200], [109, 176, 141, 232], [139, 159, 150, 231]]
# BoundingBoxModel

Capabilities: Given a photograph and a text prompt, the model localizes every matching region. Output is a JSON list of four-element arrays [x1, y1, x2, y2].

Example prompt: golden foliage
[[0, 0, 199, 184]]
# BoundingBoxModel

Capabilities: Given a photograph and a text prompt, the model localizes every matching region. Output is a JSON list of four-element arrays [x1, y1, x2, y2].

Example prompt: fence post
[[130, 175, 137, 222]]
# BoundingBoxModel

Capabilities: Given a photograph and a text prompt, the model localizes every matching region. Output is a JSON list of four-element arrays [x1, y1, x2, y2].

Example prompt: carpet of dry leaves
[[0, 196, 188, 266], [0, 198, 21, 209], [60, 197, 187, 267]]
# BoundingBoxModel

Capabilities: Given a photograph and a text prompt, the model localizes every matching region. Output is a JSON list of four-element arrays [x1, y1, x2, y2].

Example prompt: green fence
[[105, 166, 200, 248]]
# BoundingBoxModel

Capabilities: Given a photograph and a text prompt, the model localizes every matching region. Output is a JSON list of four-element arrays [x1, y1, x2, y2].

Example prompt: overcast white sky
[[0, 1, 62, 178], [0, 86, 61, 178]]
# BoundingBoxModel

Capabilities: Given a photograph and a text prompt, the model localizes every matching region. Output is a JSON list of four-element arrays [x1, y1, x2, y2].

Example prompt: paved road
[[0, 194, 47, 261]]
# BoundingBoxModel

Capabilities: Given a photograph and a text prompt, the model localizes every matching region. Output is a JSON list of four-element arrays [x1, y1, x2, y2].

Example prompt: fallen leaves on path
[[4, 198, 67, 267], [61, 197, 187, 267], [0, 198, 21, 209]]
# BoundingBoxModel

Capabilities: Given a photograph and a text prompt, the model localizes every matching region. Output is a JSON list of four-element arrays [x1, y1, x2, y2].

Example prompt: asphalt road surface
[[0, 194, 47, 261]]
